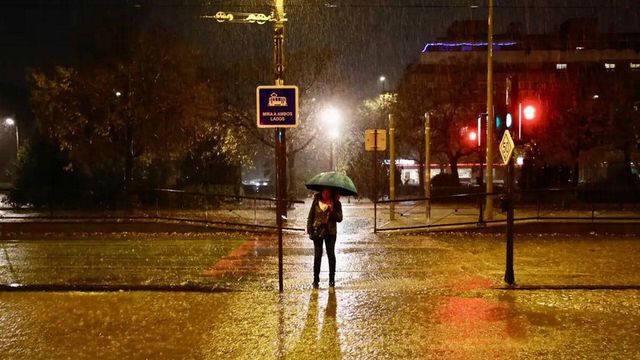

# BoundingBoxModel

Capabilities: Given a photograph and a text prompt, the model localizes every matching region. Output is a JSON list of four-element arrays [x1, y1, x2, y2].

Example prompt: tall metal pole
[[14, 124, 19, 156], [373, 130, 379, 233], [424, 112, 431, 224], [478, 129, 485, 225], [504, 77, 516, 286], [329, 141, 334, 171], [485, 0, 495, 220], [505, 154, 515, 285], [389, 113, 396, 221], [274, 0, 286, 293]]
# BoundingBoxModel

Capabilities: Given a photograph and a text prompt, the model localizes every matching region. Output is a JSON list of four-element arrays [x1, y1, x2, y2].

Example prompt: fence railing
[[374, 187, 640, 232], [0, 188, 306, 232], [4, 187, 639, 233]]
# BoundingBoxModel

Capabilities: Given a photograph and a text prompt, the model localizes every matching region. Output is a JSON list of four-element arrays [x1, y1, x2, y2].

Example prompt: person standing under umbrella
[[307, 188, 343, 288]]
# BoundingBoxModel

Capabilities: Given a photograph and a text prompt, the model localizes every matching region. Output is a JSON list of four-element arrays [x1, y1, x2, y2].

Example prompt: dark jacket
[[307, 193, 343, 236]]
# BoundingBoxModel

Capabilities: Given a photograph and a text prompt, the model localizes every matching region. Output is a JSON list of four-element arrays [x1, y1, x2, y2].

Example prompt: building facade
[[399, 19, 640, 185]]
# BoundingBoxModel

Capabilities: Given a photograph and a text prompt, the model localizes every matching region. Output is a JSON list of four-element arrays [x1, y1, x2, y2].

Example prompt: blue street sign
[[256, 85, 299, 128]]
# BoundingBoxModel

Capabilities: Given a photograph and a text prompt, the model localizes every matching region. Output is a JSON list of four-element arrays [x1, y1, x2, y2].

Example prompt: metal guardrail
[[374, 188, 640, 232]]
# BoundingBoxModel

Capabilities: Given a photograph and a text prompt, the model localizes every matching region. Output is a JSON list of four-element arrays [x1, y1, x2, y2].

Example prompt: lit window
[[631, 63, 640, 70], [605, 63, 616, 69], [556, 63, 567, 70]]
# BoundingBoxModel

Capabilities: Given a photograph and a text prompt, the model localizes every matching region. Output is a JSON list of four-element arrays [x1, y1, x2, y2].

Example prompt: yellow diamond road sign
[[499, 130, 515, 165]]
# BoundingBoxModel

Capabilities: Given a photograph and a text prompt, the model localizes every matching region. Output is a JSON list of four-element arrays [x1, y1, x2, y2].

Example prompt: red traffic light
[[523, 104, 536, 121]]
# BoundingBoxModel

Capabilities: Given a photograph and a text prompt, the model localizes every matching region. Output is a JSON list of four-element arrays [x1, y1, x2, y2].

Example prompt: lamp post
[[5, 118, 18, 156], [379, 75, 386, 93], [204, 0, 289, 293], [321, 106, 341, 171]]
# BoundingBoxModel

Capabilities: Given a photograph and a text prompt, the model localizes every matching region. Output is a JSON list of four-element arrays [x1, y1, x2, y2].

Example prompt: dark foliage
[[7, 135, 125, 208]]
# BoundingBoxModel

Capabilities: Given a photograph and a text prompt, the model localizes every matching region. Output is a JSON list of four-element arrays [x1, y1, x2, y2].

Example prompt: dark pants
[[313, 234, 336, 284]]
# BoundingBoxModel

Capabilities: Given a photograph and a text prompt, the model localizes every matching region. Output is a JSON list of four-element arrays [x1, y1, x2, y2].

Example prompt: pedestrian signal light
[[506, 113, 513, 128]]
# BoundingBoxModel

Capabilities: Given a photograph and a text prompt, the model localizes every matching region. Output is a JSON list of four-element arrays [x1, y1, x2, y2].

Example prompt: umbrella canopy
[[305, 171, 358, 196]]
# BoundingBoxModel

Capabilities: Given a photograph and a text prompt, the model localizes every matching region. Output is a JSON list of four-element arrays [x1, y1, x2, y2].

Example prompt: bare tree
[[397, 56, 483, 185], [222, 46, 341, 198]]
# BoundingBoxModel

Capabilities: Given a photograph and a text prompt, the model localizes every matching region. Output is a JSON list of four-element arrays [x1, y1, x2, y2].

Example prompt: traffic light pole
[[504, 154, 515, 285], [504, 76, 516, 286], [485, 0, 495, 221]]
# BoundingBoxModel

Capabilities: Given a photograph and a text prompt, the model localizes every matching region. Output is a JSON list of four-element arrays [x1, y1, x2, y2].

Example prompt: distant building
[[399, 18, 640, 184], [405, 18, 640, 108]]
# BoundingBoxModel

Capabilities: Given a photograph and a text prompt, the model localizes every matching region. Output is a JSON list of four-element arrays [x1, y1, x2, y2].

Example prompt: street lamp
[[4, 117, 18, 156], [321, 106, 341, 171], [379, 75, 386, 93]]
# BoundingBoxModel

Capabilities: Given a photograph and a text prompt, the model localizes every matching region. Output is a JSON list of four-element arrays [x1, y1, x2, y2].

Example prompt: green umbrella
[[305, 171, 358, 196]]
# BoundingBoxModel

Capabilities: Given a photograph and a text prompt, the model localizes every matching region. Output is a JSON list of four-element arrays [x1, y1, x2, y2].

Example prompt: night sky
[[1, 1, 638, 92]]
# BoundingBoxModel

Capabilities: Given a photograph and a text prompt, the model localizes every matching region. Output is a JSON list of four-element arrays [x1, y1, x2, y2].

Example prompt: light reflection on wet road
[[1, 288, 638, 359], [0, 205, 639, 358]]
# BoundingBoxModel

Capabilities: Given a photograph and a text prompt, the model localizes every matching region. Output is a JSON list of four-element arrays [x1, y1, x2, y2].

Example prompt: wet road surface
[[1, 204, 639, 359]]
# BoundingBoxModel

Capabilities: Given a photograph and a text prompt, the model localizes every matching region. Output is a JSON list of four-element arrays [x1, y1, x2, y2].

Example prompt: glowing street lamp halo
[[4, 117, 15, 126], [321, 106, 341, 126], [379, 75, 386, 82]]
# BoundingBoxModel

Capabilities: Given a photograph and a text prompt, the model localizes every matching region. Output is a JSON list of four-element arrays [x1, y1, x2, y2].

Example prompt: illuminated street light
[[379, 75, 386, 93], [321, 106, 341, 126], [4, 117, 19, 155], [329, 128, 340, 140], [115, 91, 122, 97], [321, 106, 342, 170]]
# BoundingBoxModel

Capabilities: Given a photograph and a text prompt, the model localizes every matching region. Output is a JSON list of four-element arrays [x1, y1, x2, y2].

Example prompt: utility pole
[[373, 130, 379, 232], [205, 1, 289, 293], [424, 112, 431, 223], [273, 0, 286, 293], [389, 113, 396, 221], [485, 0, 495, 220]]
